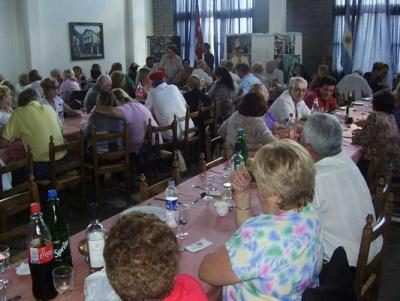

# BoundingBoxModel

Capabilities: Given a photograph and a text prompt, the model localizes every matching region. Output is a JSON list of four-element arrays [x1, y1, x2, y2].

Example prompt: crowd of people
[[1, 41, 400, 300]]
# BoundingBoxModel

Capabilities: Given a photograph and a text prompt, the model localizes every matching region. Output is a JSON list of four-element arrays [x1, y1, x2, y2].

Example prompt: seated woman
[[59, 69, 80, 104], [0, 85, 14, 126], [199, 139, 323, 300], [218, 92, 275, 154], [183, 75, 211, 125], [135, 67, 151, 103], [95, 212, 208, 301]]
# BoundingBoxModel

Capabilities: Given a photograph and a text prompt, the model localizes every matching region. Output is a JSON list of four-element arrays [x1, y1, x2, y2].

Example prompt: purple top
[[59, 79, 80, 103], [117, 101, 161, 153], [264, 111, 276, 132]]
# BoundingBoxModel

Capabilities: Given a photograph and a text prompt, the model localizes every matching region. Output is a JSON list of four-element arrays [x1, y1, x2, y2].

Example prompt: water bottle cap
[[168, 180, 175, 186], [48, 189, 57, 200], [30, 202, 41, 213], [238, 128, 244, 133]]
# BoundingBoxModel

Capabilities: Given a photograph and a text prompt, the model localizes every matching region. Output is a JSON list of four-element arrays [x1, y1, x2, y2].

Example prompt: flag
[[341, 0, 353, 74], [194, 0, 203, 61]]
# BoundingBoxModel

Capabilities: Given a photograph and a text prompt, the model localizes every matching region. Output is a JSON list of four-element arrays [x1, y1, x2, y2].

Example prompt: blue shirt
[[239, 73, 262, 95]]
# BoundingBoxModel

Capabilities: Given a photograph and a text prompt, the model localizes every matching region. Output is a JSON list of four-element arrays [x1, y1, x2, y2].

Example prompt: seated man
[[300, 113, 381, 267], [1, 88, 65, 180], [265, 60, 284, 85], [236, 63, 262, 96], [363, 62, 389, 93], [83, 74, 112, 112], [183, 76, 211, 126], [268, 76, 311, 124], [304, 76, 338, 112], [100, 212, 208, 301], [336, 70, 372, 100], [190, 61, 213, 87]]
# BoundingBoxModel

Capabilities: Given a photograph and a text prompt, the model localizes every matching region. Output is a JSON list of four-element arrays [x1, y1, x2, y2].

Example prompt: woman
[[353, 89, 400, 170], [0, 85, 13, 126], [200, 139, 323, 300], [135, 68, 151, 102], [172, 59, 193, 89], [73, 65, 87, 89], [218, 92, 275, 153], [126, 62, 139, 96], [110, 71, 126, 90], [59, 69, 80, 103], [208, 67, 239, 122]]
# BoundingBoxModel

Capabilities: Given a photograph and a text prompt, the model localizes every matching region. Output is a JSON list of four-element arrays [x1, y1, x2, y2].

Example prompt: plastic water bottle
[[165, 181, 178, 228]]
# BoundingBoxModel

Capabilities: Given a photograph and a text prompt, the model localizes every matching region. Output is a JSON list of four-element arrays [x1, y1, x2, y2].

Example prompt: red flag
[[194, 0, 203, 60]]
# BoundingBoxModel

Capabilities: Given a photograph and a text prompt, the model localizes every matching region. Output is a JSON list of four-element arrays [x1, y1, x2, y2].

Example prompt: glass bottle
[[85, 203, 105, 272]]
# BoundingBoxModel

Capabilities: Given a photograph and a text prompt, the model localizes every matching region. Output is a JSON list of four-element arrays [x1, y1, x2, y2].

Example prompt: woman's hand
[[231, 167, 252, 193]]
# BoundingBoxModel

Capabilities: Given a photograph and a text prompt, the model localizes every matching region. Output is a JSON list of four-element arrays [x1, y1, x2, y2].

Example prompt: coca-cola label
[[28, 243, 54, 264]]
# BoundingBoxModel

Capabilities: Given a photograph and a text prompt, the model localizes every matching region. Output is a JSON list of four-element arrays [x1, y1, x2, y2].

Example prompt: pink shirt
[[163, 274, 208, 301], [59, 79, 80, 103]]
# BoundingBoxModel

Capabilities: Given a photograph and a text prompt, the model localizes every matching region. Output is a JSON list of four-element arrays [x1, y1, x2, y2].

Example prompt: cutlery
[[191, 193, 206, 206]]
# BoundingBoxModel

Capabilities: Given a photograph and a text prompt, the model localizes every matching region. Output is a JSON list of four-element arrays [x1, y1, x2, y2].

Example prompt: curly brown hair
[[104, 213, 179, 301]]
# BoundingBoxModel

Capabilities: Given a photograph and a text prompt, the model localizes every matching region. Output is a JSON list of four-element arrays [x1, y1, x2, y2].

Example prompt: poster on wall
[[147, 36, 181, 63], [69, 22, 104, 61], [226, 34, 252, 65], [274, 34, 295, 55]]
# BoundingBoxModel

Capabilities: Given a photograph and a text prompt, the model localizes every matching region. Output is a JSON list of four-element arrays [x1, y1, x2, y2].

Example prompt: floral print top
[[224, 205, 323, 301]]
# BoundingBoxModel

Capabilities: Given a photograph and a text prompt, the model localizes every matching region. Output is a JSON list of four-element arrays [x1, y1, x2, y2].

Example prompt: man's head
[[18, 88, 38, 106], [372, 62, 389, 79], [28, 69, 42, 83], [167, 44, 178, 57], [19, 72, 29, 87], [317, 76, 337, 101], [316, 64, 329, 78], [183, 58, 190, 70], [149, 71, 166, 87], [236, 63, 250, 78], [235, 46, 244, 57], [301, 113, 342, 161], [146, 56, 154, 68], [266, 61, 275, 74], [203, 42, 211, 52], [90, 64, 102, 80], [252, 62, 264, 75], [288, 77, 307, 103], [188, 75, 201, 90], [104, 213, 179, 301], [196, 60, 210, 73], [96, 74, 112, 91]]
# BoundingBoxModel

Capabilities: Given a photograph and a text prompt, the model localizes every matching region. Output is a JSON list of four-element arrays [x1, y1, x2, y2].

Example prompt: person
[[0, 80, 17, 106], [352, 89, 400, 171], [50, 69, 63, 86], [15, 72, 30, 94], [83, 74, 112, 112], [86, 63, 102, 89], [109, 62, 123, 75], [183, 76, 211, 126], [144, 56, 157, 73], [146, 71, 193, 141], [0, 85, 13, 126], [59, 69, 80, 104], [308, 64, 329, 91], [24, 69, 43, 98], [40, 77, 78, 118], [208, 67, 239, 122], [110, 71, 126, 90], [95, 88, 160, 154], [125, 62, 139, 96], [265, 60, 284, 84], [221, 60, 241, 85], [135, 67, 151, 102], [289, 63, 311, 82], [394, 83, 400, 131], [160, 44, 184, 83], [218, 92, 275, 153], [1, 88, 65, 180], [199, 139, 323, 300], [304, 76, 338, 112], [268, 76, 311, 123], [99, 212, 208, 301], [73, 65, 87, 89], [336, 70, 373, 100], [202, 42, 214, 70], [236, 63, 262, 96], [363, 62, 389, 93], [300, 113, 380, 266], [252, 62, 267, 85], [172, 59, 194, 88], [190, 61, 213, 87], [231, 46, 250, 68]]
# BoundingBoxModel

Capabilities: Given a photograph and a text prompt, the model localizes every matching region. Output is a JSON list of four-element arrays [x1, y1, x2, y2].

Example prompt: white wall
[[269, 0, 287, 33]]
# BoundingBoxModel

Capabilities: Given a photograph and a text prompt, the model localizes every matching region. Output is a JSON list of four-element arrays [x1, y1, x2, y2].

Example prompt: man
[[231, 46, 250, 68], [336, 70, 372, 100], [159, 44, 184, 83], [202, 43, 214, 70], [268, 76, 311, 123], [50, 68, 63, 86], [363, 62, 389, 93], [190, 61, 213, 87], [144, 56, 157, 73], [146, 71, 193, 141], [83, 74, 112, 112], [221, 60, 241, 85], [236, 63, 262, 96], [2, 88, 65, 180], [183, 76, 211, 126], [265, 60, 284, 84], [300, 113, 381, 267], [24, 69, 43, 99], [304, 76, 338, 112]]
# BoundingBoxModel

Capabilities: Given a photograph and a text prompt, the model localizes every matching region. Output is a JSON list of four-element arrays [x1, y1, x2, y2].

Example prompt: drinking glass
[[175, 204, 190, 239], [203, 173, 214, 201], [52, 266, 74, 299], [0, 245, 10, 287]]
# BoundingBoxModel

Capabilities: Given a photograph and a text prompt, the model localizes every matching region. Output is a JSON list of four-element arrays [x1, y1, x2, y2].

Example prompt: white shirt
[[336, 73, 373, 100], [265, 68, 284, 84], [268, 90, 311, 123], [230, 71, 241, 85], [0, 109, 13, 126], [40, 96, 64, 119], [24, 81, 42, 99], [146, 82, 193, 141], [191, 68, 213, 86], [312, 151, 382, 266]]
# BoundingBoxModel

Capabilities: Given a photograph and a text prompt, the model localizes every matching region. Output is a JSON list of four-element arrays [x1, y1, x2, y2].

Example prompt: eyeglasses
[[293, 87, 307, 93]]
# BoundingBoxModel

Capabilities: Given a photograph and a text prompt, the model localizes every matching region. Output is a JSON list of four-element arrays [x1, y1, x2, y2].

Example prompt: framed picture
[[69, 22, 104, 60]]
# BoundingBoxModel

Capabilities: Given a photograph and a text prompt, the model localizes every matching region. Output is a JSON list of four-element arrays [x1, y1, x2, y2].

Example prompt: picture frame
[[69, 22, 104, 61]]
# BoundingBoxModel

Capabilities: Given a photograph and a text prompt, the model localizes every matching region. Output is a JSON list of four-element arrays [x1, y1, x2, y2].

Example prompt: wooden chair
[[354, 193, 394, 301], [0, 150, 40, 244], [198, 101, 217, 140], [367, 145, 387, 194], [139, 157, 180, 202], [182, 108, 200, 163], [371, 178, 390, 218], [198, 149, 229, 173], [86, 124, 131, 204]]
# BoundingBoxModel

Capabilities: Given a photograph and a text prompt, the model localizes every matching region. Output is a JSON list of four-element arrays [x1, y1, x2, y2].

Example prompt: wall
[[269, 0, 287, 33], [153, 0, 175, 35]]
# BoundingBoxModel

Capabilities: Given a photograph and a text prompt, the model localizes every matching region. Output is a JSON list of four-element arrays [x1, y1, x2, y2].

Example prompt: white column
[[269, 0, 286, 33]]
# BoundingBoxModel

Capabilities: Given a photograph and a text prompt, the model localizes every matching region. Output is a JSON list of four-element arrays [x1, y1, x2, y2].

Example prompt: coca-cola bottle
[[27, 202, 58, 300], [43, 189, 73, 268]]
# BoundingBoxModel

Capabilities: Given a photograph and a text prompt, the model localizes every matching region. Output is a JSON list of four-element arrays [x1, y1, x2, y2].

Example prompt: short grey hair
[[96, 74, 111, 86], [301, 113, 342, 158], [289, 76, 308, 90]]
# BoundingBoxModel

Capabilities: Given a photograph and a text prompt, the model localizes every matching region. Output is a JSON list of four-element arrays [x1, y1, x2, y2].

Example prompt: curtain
[[174, 0, 253, 67]]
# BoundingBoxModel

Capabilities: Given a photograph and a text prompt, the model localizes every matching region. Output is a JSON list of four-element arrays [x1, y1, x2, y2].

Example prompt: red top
[[163, 274, 208, 301], [304, 91, 339, 112]]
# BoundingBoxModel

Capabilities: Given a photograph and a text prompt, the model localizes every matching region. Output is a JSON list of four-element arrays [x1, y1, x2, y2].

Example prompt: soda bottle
[[286, 113, 296, 140], [27, 203, 58, 300], [346, 90, 354, 124], [135, 83, 144, 100], [165, 181, 178, 228], [43, 189, 73, 268], [231, 142, 245, 171], [236, 128, 248, 162], [86, 203, 105, 272], [311, 98, 321, 113]]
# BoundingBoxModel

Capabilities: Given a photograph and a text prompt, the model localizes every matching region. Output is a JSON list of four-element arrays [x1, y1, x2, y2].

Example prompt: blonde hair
[[41, 77, 59, 92], [63, 69, 76, 80], [112, 88, 132, 104], [0, 85, 11, 102], [253, 139, 315, 210], [252, 62, 264, 74], [136, 68, 150, 86]]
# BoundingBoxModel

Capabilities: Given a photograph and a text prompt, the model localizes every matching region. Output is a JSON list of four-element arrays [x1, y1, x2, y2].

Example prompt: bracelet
[[235, 205, 254, 211]]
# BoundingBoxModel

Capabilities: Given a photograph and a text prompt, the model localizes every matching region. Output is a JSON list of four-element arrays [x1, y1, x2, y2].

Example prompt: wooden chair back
[[354, 193, 394, 301], [198, 101, 217, 138], [367, 145, 387, 193], [139, 158, 180, 202], [146, 116, 178, 152], [49, 131, 85, 191], [182, 108, 200, 162], [198, 150, 229, 173]]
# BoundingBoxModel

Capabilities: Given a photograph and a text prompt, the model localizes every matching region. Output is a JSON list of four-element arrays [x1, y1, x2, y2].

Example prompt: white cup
[[214, 201, 229, 217]]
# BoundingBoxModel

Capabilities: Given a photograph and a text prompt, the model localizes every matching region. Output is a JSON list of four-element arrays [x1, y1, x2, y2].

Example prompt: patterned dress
[[224, 205, 323, 301]]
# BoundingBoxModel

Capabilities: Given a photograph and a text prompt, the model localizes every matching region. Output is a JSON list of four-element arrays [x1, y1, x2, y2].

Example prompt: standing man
[[159, 44, 184, 84], [304, 76, 338, 112], [202, 43, 214, 71]]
